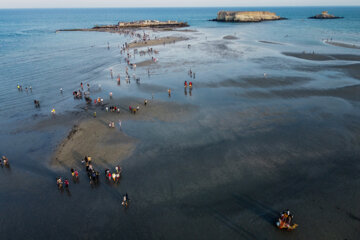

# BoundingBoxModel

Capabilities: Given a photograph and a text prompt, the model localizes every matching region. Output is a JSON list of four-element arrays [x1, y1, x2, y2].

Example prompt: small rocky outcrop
[[211, 11, 286, 22], [309, 11, 343, 19]]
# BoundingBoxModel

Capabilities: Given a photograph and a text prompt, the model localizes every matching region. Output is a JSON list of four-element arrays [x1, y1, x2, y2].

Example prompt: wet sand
[[332, 63, 360, 80], [283, 52, 360, 61], [245, 84, 360, 101], [51, 98, 198, 168], [3, 22, 360, 240], [157, 28, 197, 32], [135, 59, 156, 67], [295, 63, 360, 80], [223, 35, 238, 40], [128, 36, 188, 48], [52, 119, 136, 170], [259, 40, 283, 45], [199, 76, 311, 88], [325, 40, 360, 49]]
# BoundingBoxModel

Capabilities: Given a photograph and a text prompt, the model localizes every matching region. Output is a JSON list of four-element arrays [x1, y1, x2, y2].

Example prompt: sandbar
[[128, 36, 188, 48], [325, 40, 360, 50], [283, 52, 360, 61], [223, 35, 238, 40]]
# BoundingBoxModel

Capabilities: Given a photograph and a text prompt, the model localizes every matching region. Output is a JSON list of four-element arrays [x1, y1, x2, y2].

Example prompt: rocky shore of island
[[57, 20, 189, 32], [211, 10, 287, 22], [308, 11, 343, 19]]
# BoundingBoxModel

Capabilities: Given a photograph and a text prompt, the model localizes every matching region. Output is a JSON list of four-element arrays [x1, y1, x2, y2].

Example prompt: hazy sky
[[1, 0, 359, 8]]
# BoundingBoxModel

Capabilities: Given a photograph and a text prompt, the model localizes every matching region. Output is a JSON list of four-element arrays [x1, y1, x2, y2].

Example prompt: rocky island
[[309, 11, 343, 19], [211, 10, 286, 22], [57, 20, 189, 32]]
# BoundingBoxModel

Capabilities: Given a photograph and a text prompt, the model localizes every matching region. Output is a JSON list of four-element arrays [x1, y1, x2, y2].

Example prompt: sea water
[[0, 7, 359, 126], [0, 7, 360, 239]]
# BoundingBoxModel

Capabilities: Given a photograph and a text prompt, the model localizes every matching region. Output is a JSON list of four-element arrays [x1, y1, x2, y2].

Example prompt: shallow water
[[1, 7, 360, 240]]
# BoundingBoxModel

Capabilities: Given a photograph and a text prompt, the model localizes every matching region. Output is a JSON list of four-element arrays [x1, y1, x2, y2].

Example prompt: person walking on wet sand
[[122, 193, 129, 207], [118, 120, 122, 130], [34, 100, 40, 108], [64, 178, 69, 189], [2, 156, 9, 166], [56, 177, 63, 189]]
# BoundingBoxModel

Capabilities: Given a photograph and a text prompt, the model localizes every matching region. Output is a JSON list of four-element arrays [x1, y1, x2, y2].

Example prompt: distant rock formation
[[57, 20, 188, 33], [211, 11, 286, 22], [309, 11, 343, 19]]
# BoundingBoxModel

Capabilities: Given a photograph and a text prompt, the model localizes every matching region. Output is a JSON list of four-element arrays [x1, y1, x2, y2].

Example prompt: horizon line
[[1, 5, 360, 10]]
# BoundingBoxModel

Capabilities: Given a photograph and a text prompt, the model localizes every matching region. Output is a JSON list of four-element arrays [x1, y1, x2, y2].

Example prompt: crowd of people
[[106, 105, 120, 113], [16, 34, 201, 209], [54, 155, 129, 207]]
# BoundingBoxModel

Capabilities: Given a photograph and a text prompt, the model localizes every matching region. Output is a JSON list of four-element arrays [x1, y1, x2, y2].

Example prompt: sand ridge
[[51, 98, 198, 169], [128, 36, 188, 48]]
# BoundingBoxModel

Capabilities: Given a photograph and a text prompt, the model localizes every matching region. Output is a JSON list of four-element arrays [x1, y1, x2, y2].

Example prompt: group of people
[[74, 83, 93, 102], [17, 84, 32, 92], [70, 168, 79, 182], [129, 105, 140, 114], [82, 156, 100, 185], [73, 90, 83, 99], [106, 105, 120, 113], [105, 166, 122, 183], [56, 177, 69, 190], [184, 81, 193, 88], [108, 121, 115, 128], [277, 209, 297, 230], [94, 97, 104, 105]]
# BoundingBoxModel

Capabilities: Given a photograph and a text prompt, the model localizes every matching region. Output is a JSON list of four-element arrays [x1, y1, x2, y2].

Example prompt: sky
[[0, 0, 359, 9]]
